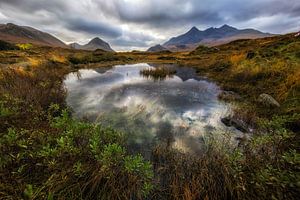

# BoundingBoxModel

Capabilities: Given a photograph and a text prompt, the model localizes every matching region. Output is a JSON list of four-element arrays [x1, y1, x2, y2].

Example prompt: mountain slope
[[0, 23, 67, 48], [70, 37, 114, 52], [163, 25, 274, 51], [147, 44, 170, 52]]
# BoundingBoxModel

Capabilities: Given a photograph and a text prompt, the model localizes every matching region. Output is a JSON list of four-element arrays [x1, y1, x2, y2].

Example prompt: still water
[[64, 63, 238, 156]]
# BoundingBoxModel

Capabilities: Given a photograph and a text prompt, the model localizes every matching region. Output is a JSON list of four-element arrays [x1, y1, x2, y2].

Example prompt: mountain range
[[149, 24, 274, 52], [0, 23, 114, 51], [69, 37, 114, 52], [0, 23, 275, 52]]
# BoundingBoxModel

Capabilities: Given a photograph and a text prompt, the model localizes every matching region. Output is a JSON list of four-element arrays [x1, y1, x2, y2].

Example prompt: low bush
[[0, 107, 154, 199]]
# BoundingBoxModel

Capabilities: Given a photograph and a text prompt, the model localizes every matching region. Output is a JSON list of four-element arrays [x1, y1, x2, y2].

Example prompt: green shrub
[[16, 43, 33, 50], [0, 108, 154, 199]]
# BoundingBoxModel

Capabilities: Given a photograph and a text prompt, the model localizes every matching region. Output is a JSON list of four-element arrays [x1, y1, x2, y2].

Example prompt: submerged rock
[[258, 93, 280, 108], [221, 116, 249, 133], [218, 91, 242, 101]]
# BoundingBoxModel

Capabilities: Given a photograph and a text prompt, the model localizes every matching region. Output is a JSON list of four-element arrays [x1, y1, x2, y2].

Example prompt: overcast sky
[[0, 0, 299, 51]]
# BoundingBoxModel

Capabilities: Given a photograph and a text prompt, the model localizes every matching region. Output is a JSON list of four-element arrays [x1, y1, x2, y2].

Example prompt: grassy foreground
[[0, 34, 299, 199]]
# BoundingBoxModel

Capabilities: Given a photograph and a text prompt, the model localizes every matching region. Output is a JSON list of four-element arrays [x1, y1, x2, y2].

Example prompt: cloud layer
[[0, 0, 299, 51]]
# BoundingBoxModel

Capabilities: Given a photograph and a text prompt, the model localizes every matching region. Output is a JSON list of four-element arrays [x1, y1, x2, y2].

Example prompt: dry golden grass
[[230, 53, 246, 65]]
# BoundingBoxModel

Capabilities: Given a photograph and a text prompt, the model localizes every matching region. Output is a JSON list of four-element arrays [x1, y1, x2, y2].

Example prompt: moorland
[[0, 32, 299, 199]]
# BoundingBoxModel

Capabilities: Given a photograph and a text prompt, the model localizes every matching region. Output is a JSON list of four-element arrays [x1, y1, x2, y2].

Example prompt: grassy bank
[[186, 34, 300, 120], [0, 66, 153, 199], [0, 34, 299, 199]]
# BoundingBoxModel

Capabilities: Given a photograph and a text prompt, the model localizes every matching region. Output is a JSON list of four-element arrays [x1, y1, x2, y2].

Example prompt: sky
[[0, 0, 299, 51]]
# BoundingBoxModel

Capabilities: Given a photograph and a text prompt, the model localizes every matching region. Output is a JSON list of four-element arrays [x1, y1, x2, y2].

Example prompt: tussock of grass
[[140, 66, 176, 81]]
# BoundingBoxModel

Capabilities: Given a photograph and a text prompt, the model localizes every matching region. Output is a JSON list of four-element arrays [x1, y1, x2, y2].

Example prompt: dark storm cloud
[[0, 0, 121, 38], [94, 0, 224, 28], [0, 0, 299, 50], [65, 18, 122, 38], [100, 0, 300, 27]]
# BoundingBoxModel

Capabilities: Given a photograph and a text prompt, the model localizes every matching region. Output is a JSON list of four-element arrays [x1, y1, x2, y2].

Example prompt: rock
[[221, 116, 249, 133], [218, 91, 242, 101], [258, 93, 280, 108]]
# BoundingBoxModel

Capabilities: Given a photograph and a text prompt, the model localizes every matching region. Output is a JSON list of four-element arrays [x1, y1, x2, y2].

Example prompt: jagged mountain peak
[[218, 24, 238, 31], [189, 26, 200, 32], [88, 37, 105, 44], [69, 37, 114, 52], [163, 24, 273, 51]]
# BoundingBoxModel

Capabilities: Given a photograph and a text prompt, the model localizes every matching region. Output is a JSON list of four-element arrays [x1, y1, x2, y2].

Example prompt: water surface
[[64, 63, 238, 156]]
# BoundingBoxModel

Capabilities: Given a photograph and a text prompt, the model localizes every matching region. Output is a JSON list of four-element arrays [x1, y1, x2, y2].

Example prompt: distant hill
[[0, 23, 68, 48], [69, 37, 114, 52], [147, 44, 170, 52], [69, 42, 82, 49], [163, 24, 274, 51]]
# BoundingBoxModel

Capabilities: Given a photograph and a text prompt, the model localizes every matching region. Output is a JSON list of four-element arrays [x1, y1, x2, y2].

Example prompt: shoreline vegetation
[[140, 66, 176, 80], [0, 33, 299, 199]]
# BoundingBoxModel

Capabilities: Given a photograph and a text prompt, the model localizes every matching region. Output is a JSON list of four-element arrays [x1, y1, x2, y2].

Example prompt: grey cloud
[[0, 0, 299, 50], [98, 0, 223, 27], [98, 0, 300, 26], [111, 38, 147, 47], [65, 18, 122, 38], [112, 32, 154, 47]]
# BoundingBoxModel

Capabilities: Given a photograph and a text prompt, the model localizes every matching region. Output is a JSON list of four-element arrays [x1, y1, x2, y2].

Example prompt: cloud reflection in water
[[64, 63, 237, 156]]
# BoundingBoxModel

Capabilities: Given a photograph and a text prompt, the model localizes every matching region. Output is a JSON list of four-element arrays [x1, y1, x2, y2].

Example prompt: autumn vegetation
[[0, 33, 299, 199]]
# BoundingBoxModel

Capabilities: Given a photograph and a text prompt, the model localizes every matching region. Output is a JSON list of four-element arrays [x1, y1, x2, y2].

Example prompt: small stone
[[258, 93, 280, 108]]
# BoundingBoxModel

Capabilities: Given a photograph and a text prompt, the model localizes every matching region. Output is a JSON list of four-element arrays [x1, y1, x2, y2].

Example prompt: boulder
[[218, 91, 242, 101], [221, 116, 249, 133], [258, 93, 280, 108]]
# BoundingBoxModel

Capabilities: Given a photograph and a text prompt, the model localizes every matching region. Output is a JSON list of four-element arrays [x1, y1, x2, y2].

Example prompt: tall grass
[[0, 33, 299, 199], [0, 66, 153, 199], [140, 67, 176, 81], [151, 115, 299, 200]]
